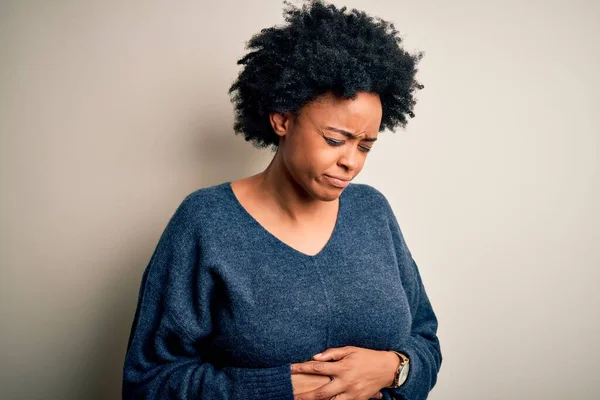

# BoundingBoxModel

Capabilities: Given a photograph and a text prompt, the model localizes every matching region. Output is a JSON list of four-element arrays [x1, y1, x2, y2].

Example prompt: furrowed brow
[[325, 126, 378, 142]]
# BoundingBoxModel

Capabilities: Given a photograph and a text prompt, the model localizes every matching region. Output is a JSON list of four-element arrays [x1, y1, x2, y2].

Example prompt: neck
[[255, 149, 336, 224]]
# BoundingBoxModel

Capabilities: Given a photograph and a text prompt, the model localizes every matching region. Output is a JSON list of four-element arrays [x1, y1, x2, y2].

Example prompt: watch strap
[[387, 350, 410, 388]]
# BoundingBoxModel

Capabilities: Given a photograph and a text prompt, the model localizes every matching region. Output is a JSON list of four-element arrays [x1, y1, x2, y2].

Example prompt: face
[[269, 91, 383, 201]]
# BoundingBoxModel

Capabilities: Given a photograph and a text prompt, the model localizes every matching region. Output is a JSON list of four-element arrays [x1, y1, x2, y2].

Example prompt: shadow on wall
[[79, 124, 271, 399]]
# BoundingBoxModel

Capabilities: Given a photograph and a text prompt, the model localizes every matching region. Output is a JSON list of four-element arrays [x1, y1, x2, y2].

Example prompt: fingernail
[[314, 353, 323, 357]]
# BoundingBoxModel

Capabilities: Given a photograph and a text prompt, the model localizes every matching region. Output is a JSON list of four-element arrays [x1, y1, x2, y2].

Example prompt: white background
[[1, 0, 598, 398]]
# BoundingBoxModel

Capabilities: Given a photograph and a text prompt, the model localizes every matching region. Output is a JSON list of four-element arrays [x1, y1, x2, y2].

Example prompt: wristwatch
[[387, 351, 410, 388]]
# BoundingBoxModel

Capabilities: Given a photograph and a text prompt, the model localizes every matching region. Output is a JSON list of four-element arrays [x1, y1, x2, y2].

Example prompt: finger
[[313, 346, 354, 361], [373, 391, 383, 399], [291, 361, 339, 377], [294, 379, 342, 400]]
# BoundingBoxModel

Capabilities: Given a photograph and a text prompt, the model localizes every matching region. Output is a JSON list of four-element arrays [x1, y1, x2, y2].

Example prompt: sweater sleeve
[[122, 196, 294, 400], [380, 197, 443, 400]]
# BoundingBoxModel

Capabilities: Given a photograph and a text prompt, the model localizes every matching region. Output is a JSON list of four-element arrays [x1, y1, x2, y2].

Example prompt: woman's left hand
[[290, 346, 398, 400]]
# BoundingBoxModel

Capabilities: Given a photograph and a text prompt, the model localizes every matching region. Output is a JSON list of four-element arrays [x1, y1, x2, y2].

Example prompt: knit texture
[[122, 182, 442, 399]]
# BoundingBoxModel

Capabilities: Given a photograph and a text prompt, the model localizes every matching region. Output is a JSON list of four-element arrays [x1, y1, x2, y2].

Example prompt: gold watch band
[[388, 351, 410, 388]]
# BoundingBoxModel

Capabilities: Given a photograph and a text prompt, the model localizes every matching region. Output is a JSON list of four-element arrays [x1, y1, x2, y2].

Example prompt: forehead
[[301, 92, 383, 130]]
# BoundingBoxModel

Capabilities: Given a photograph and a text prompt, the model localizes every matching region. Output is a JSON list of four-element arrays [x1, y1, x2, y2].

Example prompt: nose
[[337, 145, 360, 172]]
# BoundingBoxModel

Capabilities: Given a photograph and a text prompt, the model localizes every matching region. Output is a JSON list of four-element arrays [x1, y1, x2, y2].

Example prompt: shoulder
[[344, 182, 402, 234], [166, 182, 232, 232], [181, 182, 230, 210], [344, 182, 392, 211]]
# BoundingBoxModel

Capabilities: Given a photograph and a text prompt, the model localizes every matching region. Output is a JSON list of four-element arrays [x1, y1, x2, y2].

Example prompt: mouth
[[324, 175, 351, 188]]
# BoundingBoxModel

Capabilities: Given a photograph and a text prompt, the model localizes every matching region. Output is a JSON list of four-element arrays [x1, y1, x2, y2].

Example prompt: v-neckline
[[223, 181, 345, 259]]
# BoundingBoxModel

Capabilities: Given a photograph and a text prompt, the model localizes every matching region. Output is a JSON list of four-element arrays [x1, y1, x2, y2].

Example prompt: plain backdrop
[[1, 0, 598, 399]]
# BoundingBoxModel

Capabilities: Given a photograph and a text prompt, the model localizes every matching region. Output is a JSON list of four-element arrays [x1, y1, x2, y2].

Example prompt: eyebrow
[[325, 126, 378, 142]]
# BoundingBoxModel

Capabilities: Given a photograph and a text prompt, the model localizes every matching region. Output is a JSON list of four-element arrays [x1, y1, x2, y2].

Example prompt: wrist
[[381, 350, 402, 388], [386, 350, 410, 388]]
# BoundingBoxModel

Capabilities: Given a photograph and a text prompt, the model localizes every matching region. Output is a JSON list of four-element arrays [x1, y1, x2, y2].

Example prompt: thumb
[[371, 392, 384, 399], [313, 346, 354, 361]]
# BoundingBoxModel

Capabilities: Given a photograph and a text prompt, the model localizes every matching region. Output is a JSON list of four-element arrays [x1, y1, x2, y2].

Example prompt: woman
[[122, 1, 442, 399]]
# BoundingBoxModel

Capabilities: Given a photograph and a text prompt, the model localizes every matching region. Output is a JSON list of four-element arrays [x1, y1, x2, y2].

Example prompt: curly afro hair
[[228, 0, 424, 150]]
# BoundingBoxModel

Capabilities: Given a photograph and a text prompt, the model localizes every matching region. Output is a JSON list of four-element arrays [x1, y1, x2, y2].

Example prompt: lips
[[326, 175, 351, 182], [324, 174, 352, 188]]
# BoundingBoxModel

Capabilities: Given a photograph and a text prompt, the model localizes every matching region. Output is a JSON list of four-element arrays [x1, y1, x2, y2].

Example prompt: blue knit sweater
[[122, 182, 442, 399]]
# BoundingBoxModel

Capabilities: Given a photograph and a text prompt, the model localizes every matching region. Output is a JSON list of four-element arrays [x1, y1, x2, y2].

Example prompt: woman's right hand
[[292, 373, 384, 399], [291, 373, 332, 396]]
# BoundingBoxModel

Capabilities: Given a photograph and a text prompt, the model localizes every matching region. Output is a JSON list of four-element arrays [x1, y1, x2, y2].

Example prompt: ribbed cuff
[[230, 364, 294, 400]]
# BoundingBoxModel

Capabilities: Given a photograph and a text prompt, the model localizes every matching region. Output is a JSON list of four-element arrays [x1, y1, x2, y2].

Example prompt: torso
[[193, 181, 413, 367]]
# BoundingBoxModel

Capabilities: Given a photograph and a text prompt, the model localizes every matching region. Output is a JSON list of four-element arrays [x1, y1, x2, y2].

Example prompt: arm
[[381, 198, 443, 400], [122, 196, 293, 399]]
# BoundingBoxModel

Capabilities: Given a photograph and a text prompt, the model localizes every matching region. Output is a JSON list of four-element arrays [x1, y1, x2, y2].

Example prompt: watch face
[[399, 364, 410, 385]]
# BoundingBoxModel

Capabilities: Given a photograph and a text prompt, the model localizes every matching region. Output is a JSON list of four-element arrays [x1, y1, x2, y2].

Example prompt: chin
[[313, 180, 343, 202], [295, 177, 341, 202], [316, 192, 340, 202]]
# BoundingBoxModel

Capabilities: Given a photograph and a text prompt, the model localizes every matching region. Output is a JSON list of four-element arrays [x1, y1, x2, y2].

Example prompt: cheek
[[285, 135, 335, 171], [305, 145, 341, 173], [281, 141, 311, 179]]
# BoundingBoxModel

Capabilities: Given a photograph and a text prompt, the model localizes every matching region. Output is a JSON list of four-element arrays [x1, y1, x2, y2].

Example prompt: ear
[[269, 111, 293, 138]]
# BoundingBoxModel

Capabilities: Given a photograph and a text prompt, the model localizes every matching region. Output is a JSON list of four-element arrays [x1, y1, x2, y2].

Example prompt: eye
[[359, 145, 372, 153], [324, 137, 344, 146]]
